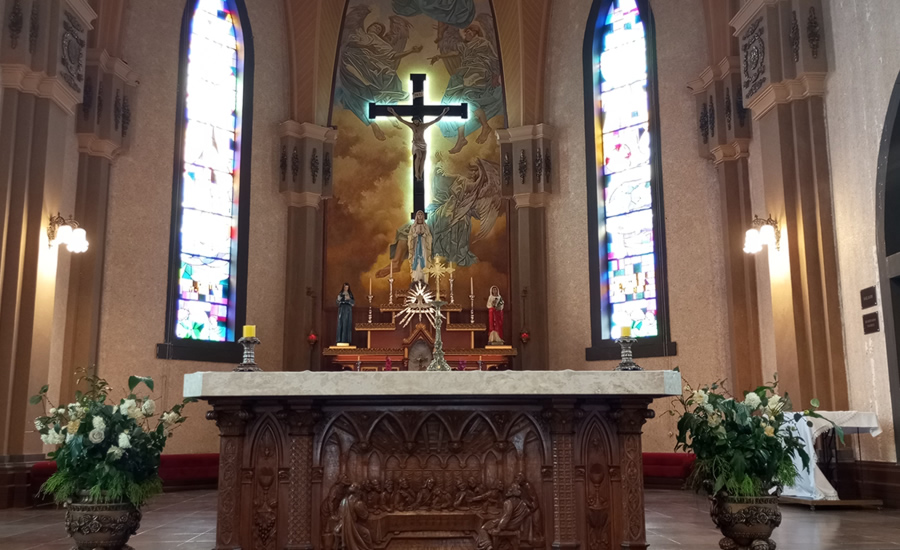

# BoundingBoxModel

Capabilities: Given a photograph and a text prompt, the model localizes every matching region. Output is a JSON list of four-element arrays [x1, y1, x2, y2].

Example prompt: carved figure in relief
[[413, 477, 436, 509], [322, 475, 352, 550], [432, 486, 454, 510], [393, 477, 416, 511], [365, 479, 381, 511], [380, 479, 395, 512], [335, 483, 374, 550], [475, 484, 532, 550], [471, 479, 503, 512], [453, 479, 474, 509], [515, 472, 544, 544]]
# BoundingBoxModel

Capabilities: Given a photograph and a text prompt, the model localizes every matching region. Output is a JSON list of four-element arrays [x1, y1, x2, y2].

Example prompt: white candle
[[390, 260, 393, 278], [369, 278, 372, 296], [470, 277, 474, 295]]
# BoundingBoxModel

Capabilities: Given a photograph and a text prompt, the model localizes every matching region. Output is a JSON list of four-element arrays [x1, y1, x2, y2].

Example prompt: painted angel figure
[[387, 106, 449, 181], [336, 6, 422, 141], [430, 15, 503, 153]]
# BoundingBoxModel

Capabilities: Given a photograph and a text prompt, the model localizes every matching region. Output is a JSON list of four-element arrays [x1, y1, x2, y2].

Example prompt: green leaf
[[810, 398, 820, 408], [713, 474, 726, 495], [128, 376, 154, 392], [29, 395, 42, 405], [40, 384, 49, 394]]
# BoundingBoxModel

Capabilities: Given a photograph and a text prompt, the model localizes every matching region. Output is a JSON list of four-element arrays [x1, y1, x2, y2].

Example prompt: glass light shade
[[53, 224, 73, 246], [743, 228, 762, 254], [759, 223, 776, 248], [67, 228, 88, 253]]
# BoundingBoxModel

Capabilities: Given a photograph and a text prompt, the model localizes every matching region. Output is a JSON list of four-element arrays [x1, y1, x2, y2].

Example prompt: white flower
[[767, 394, 783, 412], [707, 413, 722, 428], [692, 389, 709, 404], [107, 446, 124, 460], [34, 419, 45, 431], [42, 430, 64, 445], [743, 392, 762, 409], [161, 411, 178, 427], [88, 429, 105, 444], [141, 399, 156, 417], [92, 416, 107, 431], [49, 408, 57, 415], [118, 399, 135, 416], [68, 403, 85, 419], [702, 403, 714, 413], [118, 433, 131, 449]]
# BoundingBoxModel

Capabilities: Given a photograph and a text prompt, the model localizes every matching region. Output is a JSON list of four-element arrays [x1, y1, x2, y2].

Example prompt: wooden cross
[[424, 257, 452, 302], [368, 74, 467, 218]]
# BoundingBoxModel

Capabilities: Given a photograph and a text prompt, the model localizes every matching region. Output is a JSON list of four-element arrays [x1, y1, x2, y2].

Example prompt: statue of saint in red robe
[[487, 285, 504, 345]]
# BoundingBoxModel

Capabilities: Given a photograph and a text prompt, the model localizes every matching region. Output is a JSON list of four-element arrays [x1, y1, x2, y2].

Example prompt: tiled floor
[[1, 489, 899, 549]]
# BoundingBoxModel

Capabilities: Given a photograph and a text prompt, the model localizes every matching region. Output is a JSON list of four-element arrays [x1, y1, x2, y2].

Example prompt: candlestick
[[449, 275, 455, 304], [234, 334, 262, 372], [427, 301, 451, 371], [367, 293, 374, 324], [388, 274, 394, 305], [243, 325, 256, 338], [469, 293, 475, 324], [614, 335, 642, 371]]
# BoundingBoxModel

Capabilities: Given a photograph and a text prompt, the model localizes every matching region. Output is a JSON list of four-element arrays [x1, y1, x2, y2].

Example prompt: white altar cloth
[[782, 410, 881, 501]]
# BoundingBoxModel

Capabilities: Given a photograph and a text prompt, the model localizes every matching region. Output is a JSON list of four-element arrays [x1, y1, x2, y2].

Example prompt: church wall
[[98, 0, 290, 455], [820, 0, 900, 462], [544, 0, 730, 453]]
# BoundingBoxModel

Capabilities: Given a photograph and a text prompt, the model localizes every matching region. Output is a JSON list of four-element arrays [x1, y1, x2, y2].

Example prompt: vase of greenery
[[31, 374, 195, 550], [671, 373, 840, 550]]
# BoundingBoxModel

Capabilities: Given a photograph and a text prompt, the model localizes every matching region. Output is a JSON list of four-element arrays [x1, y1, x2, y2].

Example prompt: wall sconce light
[[48, 213, 89, 253], [743, 214, 780, 254]]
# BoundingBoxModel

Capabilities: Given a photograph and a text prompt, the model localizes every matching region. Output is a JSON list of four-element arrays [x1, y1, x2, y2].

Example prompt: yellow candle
[[243, 325, 256, 338], [620, 326, 631, 337]]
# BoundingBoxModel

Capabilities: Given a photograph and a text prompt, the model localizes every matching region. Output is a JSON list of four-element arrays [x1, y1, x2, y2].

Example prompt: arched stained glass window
[[584, 0, 675, 360], [160, 0, 253, 362]]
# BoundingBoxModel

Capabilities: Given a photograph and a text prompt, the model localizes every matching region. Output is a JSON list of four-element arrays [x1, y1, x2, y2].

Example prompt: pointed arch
[[876, 69, 900, 456], [159, 0, 255, 362], [583, 0, 676, 360]]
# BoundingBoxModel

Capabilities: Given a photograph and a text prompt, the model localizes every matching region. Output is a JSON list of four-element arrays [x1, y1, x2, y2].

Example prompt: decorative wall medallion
[[291, 146, 300, 182], [310, 148, 319, 184], [96, 80, 103, 123], [8, 0, 23, 49], [502, 152, 511, 185], [122, 96, 131, 138], [807, 7, 820, 59], [518, 149, 527, 185], [279, 146, 287, 181], [28, 0, 37, 54], [699, 102, 709, 144], [790, 11, 800, 62], [82, 76, 93, 120], [534, 148, 543, 184], [60, 11, 86, 92], [113, 89, 121, 131], [323, 151, 332, 185], [741, 17, 766, 99], [736, 92, 747, 127], [545, 148, 552, 180], [724, 88, 732, 131], [708, 95, 716, 138]]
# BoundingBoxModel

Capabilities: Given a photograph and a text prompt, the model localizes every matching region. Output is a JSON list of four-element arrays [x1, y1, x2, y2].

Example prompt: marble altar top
[[183, 370, 681, 399]]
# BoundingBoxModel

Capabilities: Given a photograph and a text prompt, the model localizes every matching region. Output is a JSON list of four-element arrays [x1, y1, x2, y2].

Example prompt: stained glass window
[[590, 0, 662, 341], [166, 0, 249, 346]]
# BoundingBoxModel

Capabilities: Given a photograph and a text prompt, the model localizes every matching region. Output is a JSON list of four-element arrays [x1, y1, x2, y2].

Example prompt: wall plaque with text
[[863, 312, 880, 334], [861, 286, 878, 309]]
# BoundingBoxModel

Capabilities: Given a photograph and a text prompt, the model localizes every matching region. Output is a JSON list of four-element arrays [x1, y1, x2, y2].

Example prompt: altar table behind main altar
[[184, 370, 680, 550]]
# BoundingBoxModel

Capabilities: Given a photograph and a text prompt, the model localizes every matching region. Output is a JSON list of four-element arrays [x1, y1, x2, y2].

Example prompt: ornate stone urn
[[65, 492, 142, 550], [709, 495, 781, 550]]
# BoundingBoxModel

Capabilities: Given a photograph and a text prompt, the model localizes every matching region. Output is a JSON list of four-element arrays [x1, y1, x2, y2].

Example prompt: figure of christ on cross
[[369, 73, 467, 219]]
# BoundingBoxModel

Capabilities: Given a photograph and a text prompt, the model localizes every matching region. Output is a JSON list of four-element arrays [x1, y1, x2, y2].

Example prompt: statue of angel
[[336, 6, 422, 141], [429, 15, 503, 153]]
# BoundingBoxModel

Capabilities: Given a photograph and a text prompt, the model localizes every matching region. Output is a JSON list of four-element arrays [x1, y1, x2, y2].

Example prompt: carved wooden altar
[[184, 370, 680, 550]]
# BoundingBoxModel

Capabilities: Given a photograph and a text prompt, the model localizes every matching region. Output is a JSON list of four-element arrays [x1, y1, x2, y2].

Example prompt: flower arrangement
[[670, 371, 841, 497], [31, 374, 196, 506]]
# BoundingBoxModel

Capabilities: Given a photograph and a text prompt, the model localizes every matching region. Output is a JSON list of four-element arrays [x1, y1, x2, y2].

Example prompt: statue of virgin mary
[[407, 210, 433, 284]]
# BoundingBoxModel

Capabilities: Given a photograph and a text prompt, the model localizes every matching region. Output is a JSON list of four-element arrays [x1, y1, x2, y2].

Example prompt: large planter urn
[[709, 495, 781, 550], [64, 493, 142, 550]]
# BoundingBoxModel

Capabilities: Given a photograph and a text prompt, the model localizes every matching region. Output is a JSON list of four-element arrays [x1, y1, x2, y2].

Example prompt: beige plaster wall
[[98, 0, 289, 455], [820, 0, 900, 462], [544, 0, 730, 452]]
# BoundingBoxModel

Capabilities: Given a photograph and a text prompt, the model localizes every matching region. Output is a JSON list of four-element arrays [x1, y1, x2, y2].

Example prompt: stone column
[[497, 125, 552, 370], [280, 121, 335, 371], [689, 54, 763, 392], [732, 0, 848, 408], [278, 405, 320, 550], [207, 407, 253, 550], [612, 402, 654, 550], [61, 49, 137, 397], [544, 402, 581, 550], [0, 0, 95, 506]]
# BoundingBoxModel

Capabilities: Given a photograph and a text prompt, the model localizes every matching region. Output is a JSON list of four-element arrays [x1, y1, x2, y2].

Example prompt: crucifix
[[424, 257, 452, 302], [369, 74, 467, 219]]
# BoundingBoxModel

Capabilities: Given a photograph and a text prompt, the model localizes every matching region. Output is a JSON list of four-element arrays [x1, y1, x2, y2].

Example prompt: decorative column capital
[[542, 404, 584, 435], [207, 408, 254, 437], [496, 123, 553, 199], [276, 407, 321, 436], [77, 50, 139, 160], [611, 404, 655, 435], [279, 120, 336, 199]]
